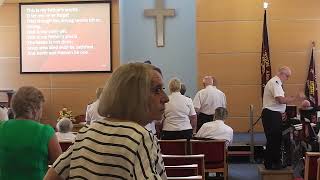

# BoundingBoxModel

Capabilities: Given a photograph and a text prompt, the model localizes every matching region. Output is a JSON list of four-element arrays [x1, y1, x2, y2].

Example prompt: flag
[[305, 48, 318, 107], [261, 10, 271, 98]]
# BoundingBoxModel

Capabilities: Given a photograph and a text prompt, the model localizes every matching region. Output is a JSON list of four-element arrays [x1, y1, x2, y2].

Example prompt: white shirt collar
[[171, 92, 182, 95], [274, 76, 282, 85], [205, 85, 216, 89]]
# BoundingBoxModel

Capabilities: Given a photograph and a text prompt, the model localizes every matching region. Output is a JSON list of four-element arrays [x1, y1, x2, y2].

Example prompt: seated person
[[0, 105, 8, 120], [145, 121, 157, 135], [56, 117, 76, 142], [144, 59, 157, 135], [195, 107, 233, 147], [45, 63, 168, 180], [0, 86, 62, 180], [85, 87, 104, 125]]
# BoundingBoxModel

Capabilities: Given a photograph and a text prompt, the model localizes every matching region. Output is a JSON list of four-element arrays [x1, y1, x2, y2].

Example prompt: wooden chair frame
[[305, 152, 320, 180], [162, 154, 205, 179], [159, 139, 189, 155], [190, 139, 228, 180]]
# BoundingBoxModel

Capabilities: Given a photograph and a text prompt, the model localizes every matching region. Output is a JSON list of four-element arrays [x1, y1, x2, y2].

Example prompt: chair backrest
[[159, 139, 189, 155], [59, 141, 73, 152], [317, 158, 320, 180], [305, 152, 320, 180], [167, 176, 202, 180], [165, 164, 198, 177], [190, 139, 226, 170], [162, 154, 205, 178]]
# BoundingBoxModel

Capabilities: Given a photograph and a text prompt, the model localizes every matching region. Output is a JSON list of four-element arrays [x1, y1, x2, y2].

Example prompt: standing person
[[193, 76, 227, 130], [0, 86, 62, 180], [85, 87, 104, 125], [45, 63, 169, 180], [162, 78, 197, 140], [195, 107, 233, 147], [262, 66, 303, 170]]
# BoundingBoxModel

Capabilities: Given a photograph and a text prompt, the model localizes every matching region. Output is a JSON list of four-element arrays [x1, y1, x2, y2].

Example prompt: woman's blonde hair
[[168, 78, 181, 93], [96, 87, 103, 99], [98, 63, 158, 125], [11, 86, 44, 118]]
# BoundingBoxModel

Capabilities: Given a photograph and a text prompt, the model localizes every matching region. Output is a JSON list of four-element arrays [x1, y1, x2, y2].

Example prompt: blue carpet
[[228, 163, 260, 180], [232, 132, 266, 146]]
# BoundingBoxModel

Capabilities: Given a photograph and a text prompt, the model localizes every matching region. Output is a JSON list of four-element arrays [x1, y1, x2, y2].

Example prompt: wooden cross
[[144, 0, 175, 47]]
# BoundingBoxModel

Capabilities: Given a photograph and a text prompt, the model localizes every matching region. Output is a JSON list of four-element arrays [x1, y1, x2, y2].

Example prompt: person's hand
[[192, 132, 197, 137], [296, 92, 306, 101]]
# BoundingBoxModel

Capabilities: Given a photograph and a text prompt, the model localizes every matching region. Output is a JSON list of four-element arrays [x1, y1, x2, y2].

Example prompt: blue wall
[[120, 0, 196, 97]]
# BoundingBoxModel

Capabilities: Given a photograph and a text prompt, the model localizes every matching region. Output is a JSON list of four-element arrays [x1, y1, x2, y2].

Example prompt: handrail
[[249, 104, 255, 163]]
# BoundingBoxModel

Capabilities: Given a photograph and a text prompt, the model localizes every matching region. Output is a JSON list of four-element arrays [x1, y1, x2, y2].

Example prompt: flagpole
[[305, 41, 318, 107], [312, 41, 317, 107]]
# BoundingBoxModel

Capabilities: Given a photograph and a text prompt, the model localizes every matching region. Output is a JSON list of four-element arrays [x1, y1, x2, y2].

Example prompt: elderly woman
[[0, 86, 62, 180], [45, 63, 169, 180], [162, 78, 197, 140], [56, 118, 76, 142]]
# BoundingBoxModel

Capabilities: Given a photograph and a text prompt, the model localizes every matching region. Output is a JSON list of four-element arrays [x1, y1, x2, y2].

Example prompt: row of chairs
[[59, 139, 226, 179], [159, 139, 227, 180], [58, 141, 205, 179]]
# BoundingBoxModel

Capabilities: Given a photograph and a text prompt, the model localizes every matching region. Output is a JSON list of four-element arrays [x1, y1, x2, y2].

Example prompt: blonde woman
[[162, 78, 197, 140], [45, 63, 169, 180]]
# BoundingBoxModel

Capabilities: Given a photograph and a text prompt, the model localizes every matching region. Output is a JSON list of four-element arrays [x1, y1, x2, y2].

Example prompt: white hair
[[57, 118, 73, 133]]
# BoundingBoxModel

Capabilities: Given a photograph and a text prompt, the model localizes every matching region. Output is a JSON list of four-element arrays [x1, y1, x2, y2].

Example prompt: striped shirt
[[52, 119, 167, 180]]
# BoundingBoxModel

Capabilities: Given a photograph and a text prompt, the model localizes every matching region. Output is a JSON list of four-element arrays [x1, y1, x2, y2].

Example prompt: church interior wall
[[197, 0, 320, 132], [0, 0, 320, 132], [0, 0, 120, 123], [120, 0, 197, 98]]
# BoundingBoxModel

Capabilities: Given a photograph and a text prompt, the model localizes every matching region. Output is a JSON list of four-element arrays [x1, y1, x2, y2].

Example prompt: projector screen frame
[[19, 0, 113, 74]]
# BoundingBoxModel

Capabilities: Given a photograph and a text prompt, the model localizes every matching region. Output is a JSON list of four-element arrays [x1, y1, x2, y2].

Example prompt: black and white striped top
[[53, 119, 167, 180]]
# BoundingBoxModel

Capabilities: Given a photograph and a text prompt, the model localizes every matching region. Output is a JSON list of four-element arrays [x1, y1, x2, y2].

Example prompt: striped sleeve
[[133, 133, 166, 180], [52, 145, 73, 179]]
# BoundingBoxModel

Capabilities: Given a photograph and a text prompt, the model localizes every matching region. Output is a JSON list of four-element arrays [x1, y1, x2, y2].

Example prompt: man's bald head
[[277, 66, 291, 82], [202, 76, 216, 87]]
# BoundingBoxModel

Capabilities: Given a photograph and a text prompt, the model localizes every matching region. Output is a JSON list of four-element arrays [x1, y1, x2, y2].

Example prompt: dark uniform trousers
[[197, 113, 214, 131], [261, 108, 282, 168]]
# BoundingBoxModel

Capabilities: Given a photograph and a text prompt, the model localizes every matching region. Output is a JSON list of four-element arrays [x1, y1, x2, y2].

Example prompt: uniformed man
[[193, 76, 227, 131], [262, 66, 302, 170]]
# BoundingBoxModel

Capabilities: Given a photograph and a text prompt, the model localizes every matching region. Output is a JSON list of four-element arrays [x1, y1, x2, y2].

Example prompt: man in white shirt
[[195, 107, 233, 147], [85, 87, 104, 125], [262, 66, 303, 170], [0, 106, 8, 121], [193, 76, 226, 130]]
